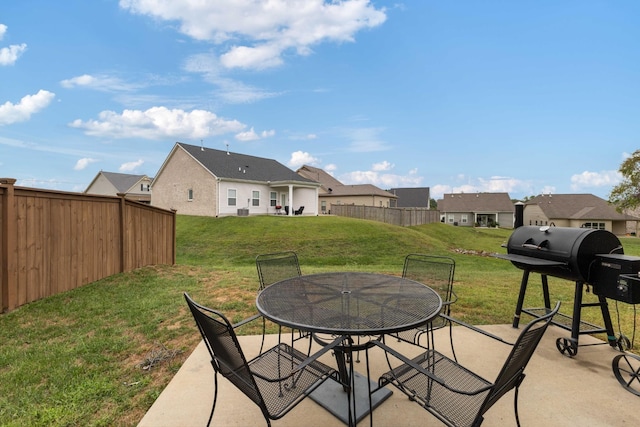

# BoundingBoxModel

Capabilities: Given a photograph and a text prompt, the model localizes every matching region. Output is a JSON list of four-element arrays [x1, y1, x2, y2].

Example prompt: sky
[[1, 0, 638, 201]]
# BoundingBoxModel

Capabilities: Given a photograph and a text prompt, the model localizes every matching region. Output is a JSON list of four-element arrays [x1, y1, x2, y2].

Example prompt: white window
[[447, 214, 455, 223], [227, 189, 236, 206], [187, 189, 193, 201], [252, 191, 260, 207], [270, 192, 277, 207], [461, 214, 468, 224]]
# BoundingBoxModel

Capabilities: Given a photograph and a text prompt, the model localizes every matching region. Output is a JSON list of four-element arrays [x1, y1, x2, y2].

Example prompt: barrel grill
[[496, 225, 640, 356]]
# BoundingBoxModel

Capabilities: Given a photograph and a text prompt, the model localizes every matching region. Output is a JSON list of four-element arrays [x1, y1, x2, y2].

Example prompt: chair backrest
[[478, 302, 560, 418], [184, 293, 264, 409], [402, 254, 455, 309], [255, 251, 302, 290]]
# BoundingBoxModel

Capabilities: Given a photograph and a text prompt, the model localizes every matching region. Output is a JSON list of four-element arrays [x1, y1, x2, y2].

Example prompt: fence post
[[118, 193, 127, 273], [1, 178, 17, 312]]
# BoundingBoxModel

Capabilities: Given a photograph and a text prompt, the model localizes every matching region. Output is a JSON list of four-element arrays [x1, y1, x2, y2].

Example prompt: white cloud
[[0, 43, 26, 66], [120, 159, 144, 172], [0, 90, 56, 125], [0, 24, 27, 66], [430, 175, 535, 200], [325, 163, 337, 174], [288, 133, 318, 140], [288, 151, 320, 168], [184, 53, 281, 103], [60, 74, 141, 92], [342, 127, 390, 152], [74, 158, 99, 171], [570, 170, 622, 191], [234, 127, 276, 141], [340, 167, 422, 189], [69, 106, 246, 139], [372, 160, 393, 172], [121, 0, 387, 70]]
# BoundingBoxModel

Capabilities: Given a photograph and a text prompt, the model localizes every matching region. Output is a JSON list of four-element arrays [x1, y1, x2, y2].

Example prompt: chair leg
[[448, 321, 458, 363], [514, 385, 521, 427], [259, 317, 267, 355], [207, 372, 218, 427]]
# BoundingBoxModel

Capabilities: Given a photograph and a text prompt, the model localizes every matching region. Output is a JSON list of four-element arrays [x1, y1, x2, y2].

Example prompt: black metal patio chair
[[371, 302, 560, 427], [184, 293, 343, 427], [393, 254, 457, 351], [395, 254, 514, 361], [255, 251, 309, 354]]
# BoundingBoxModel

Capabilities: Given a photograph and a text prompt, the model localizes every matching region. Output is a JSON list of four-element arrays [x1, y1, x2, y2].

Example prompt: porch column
[[288, 185, 293, 216]]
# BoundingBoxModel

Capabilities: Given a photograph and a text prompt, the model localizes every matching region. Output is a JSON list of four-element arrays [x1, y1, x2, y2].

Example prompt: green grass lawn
[[1, 216, 639, 426]]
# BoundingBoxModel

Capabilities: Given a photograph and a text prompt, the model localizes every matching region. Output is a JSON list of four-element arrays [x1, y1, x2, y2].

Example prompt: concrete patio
[[138, 324, 639, 426]]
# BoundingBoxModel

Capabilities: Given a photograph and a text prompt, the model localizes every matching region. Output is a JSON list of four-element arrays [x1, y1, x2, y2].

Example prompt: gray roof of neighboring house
[[438, 192, 514, 212], [178, 143, 318, 184], [99, 172, 151, 193], [525, 194, 637, 220], [388, 187, 430, 207]]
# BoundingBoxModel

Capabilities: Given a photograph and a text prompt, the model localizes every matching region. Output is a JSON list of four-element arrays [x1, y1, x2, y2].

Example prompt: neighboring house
[[437, 192, 515, 228], [151, 142, 320, 217], [387, 187, 431, 208], [523, 193, 639, 235], [296, 164, 397, 214], [85, 171, 152, 204]]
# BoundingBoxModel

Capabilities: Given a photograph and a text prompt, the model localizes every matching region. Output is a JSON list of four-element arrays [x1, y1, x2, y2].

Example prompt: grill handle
[[521, 239, 550, 250], [522, 243, 543, 249]]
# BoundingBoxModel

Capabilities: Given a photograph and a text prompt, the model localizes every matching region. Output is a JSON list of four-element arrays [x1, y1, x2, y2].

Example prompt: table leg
[[309, 336, 392, 426]]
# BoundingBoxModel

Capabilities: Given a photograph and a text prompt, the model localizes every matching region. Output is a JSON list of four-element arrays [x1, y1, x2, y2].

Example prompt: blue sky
[[1, 0, 638, 200]]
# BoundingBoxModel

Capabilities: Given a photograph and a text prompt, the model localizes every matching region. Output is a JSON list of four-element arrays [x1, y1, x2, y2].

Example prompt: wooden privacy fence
[[0, 178, 176, 313], [331, 204, 440, 227]]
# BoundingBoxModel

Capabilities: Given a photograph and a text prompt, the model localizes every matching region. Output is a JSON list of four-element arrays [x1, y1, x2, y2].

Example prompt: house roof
[[388, 187, 430, 207], [437, 192, 514, 213], [176, 143, 318, 185], [321, 184, 398, 198], [525, 194, 637, 220], [86, 171, 151, 194], [296, 165, 343, 191], [296, 164, 397, 198]]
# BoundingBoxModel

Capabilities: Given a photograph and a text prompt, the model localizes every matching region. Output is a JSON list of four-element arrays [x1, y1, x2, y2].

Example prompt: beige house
[[523, 193, 639, 235], [84, 171, 152, 204], [437, 192, 515, 228], [151, 142, 320, 217], [296, 165, 397, 214]]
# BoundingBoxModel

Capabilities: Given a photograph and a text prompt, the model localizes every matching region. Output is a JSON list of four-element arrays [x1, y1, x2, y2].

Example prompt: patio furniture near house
[[184, 293, 343, 427], [284, 206, 289, 215], [394, 254, 458, 357], [255, 272, 442, 427], [255, 251, 309, 355], [294, 206, 304, 215], [372, 301, 560, 427]]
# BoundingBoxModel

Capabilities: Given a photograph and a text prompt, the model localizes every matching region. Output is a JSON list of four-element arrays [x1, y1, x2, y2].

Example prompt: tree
[[609, 149, 640, 212]]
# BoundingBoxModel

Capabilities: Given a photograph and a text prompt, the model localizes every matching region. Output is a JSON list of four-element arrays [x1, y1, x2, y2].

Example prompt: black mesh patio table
[[256, 272, 442, 426]]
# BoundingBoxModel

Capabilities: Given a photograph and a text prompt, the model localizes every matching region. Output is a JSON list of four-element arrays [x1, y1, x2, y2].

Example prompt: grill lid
[[496, 225, 623, 282]]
